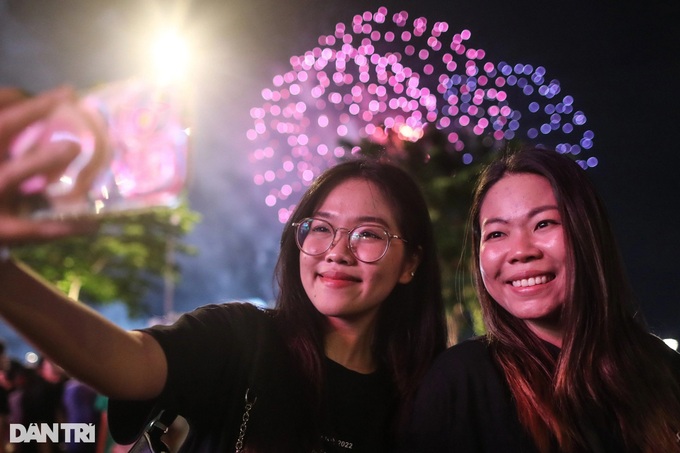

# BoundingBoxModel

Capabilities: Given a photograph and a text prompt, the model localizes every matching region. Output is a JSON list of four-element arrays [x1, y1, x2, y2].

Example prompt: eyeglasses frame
[[292, 217, 408, 263]]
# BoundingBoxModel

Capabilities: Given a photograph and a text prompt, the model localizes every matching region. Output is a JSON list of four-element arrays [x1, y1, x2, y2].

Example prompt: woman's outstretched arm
[[0, 258, 167, 400]]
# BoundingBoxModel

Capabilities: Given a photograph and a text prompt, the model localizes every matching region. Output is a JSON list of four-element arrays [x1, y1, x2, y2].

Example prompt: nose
[[508, 231, 542, 263], [326, 228, 355, 264], [330, 227, 350, 248]]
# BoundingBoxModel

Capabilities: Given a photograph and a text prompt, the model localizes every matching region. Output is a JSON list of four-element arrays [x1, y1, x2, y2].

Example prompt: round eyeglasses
[[292, 217, 407, 263]]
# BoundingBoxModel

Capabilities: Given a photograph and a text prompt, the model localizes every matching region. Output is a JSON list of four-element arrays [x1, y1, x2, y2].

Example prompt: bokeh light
[[247, 6, 597, 221], [25, 351, 39, 365]]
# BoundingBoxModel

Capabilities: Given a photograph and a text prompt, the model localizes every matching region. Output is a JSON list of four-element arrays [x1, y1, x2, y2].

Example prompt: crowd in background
[[0, 340, 129, 453]]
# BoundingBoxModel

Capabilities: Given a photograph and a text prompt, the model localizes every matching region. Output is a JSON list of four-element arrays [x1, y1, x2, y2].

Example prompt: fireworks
[[247, 6, 596, 222]]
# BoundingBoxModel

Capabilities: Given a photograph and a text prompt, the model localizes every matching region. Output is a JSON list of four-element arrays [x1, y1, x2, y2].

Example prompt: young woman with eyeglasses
[[0, 126, 447, 453]]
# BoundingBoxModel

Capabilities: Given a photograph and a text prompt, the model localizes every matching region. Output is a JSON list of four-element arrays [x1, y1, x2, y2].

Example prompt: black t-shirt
[[398, 336, 647, 453], [321, 357, 397, 452], [109, 302, 397, 452], [398, 337, 539, 453]]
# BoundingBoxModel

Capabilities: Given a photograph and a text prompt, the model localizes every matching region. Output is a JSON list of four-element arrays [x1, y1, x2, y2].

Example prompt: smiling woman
[[399, 147, 680, 453]]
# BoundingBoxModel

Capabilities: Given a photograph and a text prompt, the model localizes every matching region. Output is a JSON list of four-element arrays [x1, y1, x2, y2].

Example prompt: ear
[[398, 246, 422, 284]]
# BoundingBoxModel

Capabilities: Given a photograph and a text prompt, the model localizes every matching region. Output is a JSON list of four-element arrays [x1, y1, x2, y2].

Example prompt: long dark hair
[[469, 147, 680, 452], [274, 158, 447, 432]]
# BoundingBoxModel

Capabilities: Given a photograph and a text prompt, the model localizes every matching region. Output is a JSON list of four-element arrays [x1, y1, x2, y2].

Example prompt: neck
[[525, 320, 563, 348], [324, 318, 377, 374]]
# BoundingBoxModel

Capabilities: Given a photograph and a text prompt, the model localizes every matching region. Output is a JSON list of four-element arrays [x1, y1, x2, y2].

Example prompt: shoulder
[[152, 302, 272, 334], [415, 336, 500, 395], [430, 336, 494, 374], [442, 336, 492, 358], [142, 302, 278, 360], [183, 301, 271, 321]]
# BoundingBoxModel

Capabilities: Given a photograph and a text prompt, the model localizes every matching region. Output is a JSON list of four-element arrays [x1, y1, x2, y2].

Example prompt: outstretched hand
[[0, 87, 98, 246]]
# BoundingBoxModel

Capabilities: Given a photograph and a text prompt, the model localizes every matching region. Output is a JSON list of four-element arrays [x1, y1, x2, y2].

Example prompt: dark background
[[1, 0, 678, 351]]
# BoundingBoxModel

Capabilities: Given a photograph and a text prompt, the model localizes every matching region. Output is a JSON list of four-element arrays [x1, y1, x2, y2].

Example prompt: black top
[[398, 337, 540, 453], [109, 302, 396, 452], [322, 357, 397, 452], [396, 336, 661, 453]]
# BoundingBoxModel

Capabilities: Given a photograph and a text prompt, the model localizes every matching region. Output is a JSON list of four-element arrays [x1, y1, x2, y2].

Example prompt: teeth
[[511, 275, 549, 287]]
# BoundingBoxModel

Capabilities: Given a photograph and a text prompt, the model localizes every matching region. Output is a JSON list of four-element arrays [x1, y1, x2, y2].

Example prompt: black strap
[[127, 409, 176, 453]]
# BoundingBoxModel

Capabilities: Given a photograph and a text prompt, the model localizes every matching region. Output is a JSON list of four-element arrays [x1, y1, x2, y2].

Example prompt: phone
[[11, 78, 190, 219]]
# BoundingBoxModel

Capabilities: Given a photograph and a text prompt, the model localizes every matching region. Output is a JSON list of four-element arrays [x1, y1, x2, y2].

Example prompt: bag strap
[[234, 308, 275, 451], [234, 388, 257, 453], [127, 409, 176, 453]]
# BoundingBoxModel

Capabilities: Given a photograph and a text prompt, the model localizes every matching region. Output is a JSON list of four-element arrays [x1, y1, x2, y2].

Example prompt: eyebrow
[[314, 211, 391, 227], [481, 204, 559, 227]]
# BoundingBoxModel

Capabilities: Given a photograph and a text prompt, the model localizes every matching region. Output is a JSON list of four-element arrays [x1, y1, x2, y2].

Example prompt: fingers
[[0, 86, 98, 247], [0, 86, 76, 154], [0, 88, 30, 109], [0, 140, 80, 195]]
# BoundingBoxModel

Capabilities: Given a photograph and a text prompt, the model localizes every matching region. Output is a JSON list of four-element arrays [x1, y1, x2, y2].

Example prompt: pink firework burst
[[247, 6, 596, 222]]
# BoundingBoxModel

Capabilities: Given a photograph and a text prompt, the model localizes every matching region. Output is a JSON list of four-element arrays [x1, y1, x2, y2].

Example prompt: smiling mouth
[[319, 273, 361, 282], [510, 274, 555, 288]]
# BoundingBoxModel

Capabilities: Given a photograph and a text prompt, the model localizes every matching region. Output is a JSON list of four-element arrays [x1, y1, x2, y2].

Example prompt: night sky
[[1, 0, 679, 353]]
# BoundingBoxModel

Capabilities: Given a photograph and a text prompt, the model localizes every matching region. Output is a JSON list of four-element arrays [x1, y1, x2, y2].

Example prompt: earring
[[410, 271, 415, 277]]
